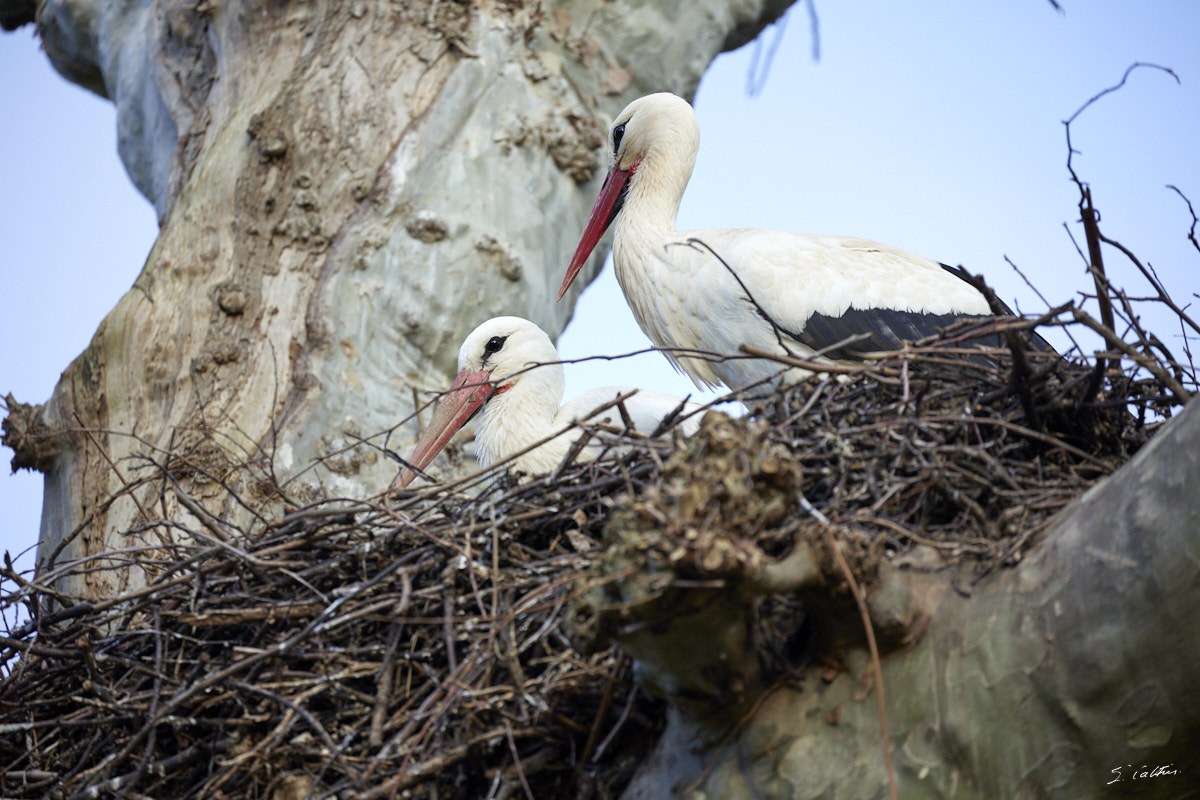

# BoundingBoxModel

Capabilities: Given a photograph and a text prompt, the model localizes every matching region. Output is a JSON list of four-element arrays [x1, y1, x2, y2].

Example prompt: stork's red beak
[[395, 368, 494, 488], [557, 163, 636, 301]]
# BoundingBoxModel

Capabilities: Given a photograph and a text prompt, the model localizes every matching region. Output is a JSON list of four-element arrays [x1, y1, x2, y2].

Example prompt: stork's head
[[608, 92, 700, 172], [454, 316, 559, 386], [396, 317, 561, 487], [557, 93, 700, 301]]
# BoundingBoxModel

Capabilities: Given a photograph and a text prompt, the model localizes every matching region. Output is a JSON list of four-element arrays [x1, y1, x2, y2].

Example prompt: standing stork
[[557, 92, 1041, 390], [396, 317, 702, 487]]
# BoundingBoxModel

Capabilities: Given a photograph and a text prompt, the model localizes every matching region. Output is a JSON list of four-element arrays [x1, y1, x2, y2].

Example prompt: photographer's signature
[[1107, 763, 1180, 784]]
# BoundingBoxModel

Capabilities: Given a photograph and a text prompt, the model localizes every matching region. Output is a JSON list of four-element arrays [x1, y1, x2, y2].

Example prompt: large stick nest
[[1, 292, 1196, 799]]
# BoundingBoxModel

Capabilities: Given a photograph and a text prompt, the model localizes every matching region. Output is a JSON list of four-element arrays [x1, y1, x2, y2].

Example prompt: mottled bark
[[8, 0, 792, 599]]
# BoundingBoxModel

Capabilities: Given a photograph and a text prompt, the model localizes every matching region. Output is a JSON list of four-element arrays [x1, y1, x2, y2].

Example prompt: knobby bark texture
[[15, 0, 792, 599], [620, 398, 1200, 800]]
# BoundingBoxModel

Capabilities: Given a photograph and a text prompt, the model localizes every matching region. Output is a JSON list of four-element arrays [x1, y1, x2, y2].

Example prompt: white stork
[[396, 317, 702, 487], [557, 92, 1038, 390]]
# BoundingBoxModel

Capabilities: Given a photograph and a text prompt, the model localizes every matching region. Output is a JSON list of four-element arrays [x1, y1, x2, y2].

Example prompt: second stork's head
[[396, 317, 564, 487]]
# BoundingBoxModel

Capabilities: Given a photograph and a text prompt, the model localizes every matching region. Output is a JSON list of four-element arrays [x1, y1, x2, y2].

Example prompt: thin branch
[[795, 495, 897, 798], [1064, 62, 1179, 198], [1166, 184, 1200, 256]]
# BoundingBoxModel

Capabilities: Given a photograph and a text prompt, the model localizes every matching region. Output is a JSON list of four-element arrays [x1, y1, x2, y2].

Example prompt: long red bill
[[395, 368, 494, 488], [557, 164, 635, 301]]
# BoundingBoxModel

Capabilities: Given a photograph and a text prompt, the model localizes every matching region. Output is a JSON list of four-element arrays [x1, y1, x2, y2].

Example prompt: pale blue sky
[[3, 0, 1198, 580]]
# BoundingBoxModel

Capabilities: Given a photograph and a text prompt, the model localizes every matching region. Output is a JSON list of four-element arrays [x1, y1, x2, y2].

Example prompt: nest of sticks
[[2, 282, 1197, 799]]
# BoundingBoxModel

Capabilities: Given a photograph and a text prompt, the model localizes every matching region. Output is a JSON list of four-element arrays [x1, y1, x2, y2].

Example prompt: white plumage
[[396, 317, 702, 487], [558, 92, 1001, 390]]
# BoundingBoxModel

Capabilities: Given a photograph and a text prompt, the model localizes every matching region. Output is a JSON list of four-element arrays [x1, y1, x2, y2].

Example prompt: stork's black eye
[[484, 336, 506, 355], [612, 122, 626, 156]]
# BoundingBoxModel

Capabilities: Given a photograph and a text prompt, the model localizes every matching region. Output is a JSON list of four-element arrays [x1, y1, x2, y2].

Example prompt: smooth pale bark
[[621, 398, 1200, 799], [11, 0, 792, 599]]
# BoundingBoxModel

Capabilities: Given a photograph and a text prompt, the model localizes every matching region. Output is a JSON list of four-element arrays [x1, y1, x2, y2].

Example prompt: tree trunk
[[12, 0, 792, 600]]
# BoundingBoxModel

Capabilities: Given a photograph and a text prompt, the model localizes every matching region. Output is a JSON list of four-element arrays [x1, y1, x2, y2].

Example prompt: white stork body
[[396, 317, 702, 487], [558, 92, 1000, 390]]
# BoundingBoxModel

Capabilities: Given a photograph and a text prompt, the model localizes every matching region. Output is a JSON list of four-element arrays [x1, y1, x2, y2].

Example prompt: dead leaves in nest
[[605, 411, 800, 582]]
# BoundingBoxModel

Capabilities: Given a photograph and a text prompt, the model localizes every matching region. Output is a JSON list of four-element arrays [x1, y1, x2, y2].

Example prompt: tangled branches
[[0, 465, 670, 799]]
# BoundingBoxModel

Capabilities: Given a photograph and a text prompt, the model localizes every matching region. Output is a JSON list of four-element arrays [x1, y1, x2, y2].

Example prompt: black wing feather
[[794, 307, 992, 361], [788, 263, 1057, 362]]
